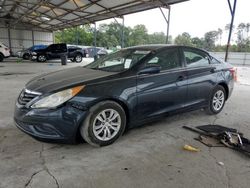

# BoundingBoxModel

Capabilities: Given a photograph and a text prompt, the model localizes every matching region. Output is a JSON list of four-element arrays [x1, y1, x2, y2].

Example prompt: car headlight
[[32, 52, 37, 55], [31, 85, 85, 109]]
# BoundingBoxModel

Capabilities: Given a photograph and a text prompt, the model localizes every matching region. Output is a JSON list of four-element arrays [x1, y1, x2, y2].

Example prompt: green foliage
[[203, 31, 219, 51], [174, 32, 192, 46], [55, 25, 93, 45], [54, 22, 250, 52]]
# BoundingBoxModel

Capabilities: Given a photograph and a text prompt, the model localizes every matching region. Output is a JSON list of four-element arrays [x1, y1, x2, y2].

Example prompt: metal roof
[[0, 0, 188, 31]]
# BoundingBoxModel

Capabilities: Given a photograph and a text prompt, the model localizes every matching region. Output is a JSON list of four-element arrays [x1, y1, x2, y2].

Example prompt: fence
[[210, 52, 250, 66]]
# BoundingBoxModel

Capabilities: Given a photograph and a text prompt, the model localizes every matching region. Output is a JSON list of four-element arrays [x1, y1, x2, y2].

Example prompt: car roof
[[124, 44, 209, 54]]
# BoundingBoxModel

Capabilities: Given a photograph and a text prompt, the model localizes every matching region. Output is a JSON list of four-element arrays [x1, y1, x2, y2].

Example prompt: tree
[[55, 25, 93, 45], [245, 23, 250, 37], [174, 32, 192, 46], [217, 28, 223, 45], [127, 24, 148, 46], [191, 37, 204, 48], [203, 31, 219, 51], [148, 32, 166, 44]]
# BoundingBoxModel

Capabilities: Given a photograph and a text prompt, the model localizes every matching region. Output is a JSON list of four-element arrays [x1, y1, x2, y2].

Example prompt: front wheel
[[23, 53, 30, 60], [80, 101, 126, 147], [206, 85, 226, 115]]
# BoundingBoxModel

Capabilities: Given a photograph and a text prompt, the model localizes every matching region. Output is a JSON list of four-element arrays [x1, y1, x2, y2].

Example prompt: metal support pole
[[52, 31, 56, 43], [121, 17, 125, 48], [166, 6, 171, 44], [94, 23, 97, 60], [76, 26, 79, 45], [159, 5, 171, 44], [32, 30, 35, 46], [62, 29, 65, 43], [225, 0, 237, 62], [114, 17, 124, 48], [7, 27, 11, 49]]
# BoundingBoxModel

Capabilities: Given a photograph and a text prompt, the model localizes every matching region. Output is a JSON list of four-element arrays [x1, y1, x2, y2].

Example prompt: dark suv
[[31, 43, 85, 63]]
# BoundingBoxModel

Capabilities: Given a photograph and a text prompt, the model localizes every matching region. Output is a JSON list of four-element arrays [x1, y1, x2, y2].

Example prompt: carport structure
[[0, 0, 188, 52]]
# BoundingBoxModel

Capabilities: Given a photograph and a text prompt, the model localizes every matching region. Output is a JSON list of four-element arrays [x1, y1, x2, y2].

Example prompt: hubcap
[[39, 55, 46, 61], [75, 55, 82, 62], [93, 109, 121, 141], [212, 90, 225, 111]]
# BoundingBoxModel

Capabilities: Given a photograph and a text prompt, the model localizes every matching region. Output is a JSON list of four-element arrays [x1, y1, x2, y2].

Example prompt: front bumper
[[31, 55, 37, 61], [14, 104, 87, 143]]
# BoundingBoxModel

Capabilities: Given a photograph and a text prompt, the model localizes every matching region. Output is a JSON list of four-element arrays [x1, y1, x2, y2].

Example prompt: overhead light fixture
[[41, 16, 50, 21]]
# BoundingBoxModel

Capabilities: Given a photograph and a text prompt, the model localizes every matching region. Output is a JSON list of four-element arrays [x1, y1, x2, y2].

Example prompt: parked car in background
[[14, 45, 235, 146], [68, 45, 87, 62], [16, 45, 47, 60], [0, 42, 11, 62], [31, 43, 85, 63], [85, 47, 108, 58]]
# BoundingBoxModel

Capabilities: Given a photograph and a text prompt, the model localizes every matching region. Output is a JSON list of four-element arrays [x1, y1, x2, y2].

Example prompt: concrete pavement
[[0, 61, 250, 188]]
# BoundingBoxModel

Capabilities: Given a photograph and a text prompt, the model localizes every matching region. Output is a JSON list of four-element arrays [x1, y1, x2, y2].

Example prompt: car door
[[182, 47, 217, 107], [46, 44, 55, 59], [136, 47, 188, 120]]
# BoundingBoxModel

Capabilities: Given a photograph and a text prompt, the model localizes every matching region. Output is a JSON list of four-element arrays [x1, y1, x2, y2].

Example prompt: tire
[[74, 53, 82, 63], [206, 85, 226, 115], [80, 101, 126, 147], [23, 53, 30, 60], [37, 55, 46, 62], [0, 53, 3, 62]]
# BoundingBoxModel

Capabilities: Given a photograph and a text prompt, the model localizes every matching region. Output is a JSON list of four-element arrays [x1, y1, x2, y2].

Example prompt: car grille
[[18, 89, 41, 106]]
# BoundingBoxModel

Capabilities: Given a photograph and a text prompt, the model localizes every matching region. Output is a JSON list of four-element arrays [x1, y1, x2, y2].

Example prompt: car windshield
[[85, 49, 151, 72]]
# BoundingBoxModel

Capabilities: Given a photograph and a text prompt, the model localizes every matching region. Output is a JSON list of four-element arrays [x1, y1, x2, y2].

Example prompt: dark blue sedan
[[14, 45, 234, 146]]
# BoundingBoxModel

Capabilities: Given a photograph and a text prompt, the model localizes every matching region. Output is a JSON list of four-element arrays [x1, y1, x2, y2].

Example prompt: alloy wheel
[[212, 90, 225, 111], [93, 109, 121, 141], [38, 55, 46, 62], [75, 55, 82, 63]]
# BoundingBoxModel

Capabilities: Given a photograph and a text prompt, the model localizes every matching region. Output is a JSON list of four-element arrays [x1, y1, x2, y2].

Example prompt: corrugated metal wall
[[0, 23, 53, 54]]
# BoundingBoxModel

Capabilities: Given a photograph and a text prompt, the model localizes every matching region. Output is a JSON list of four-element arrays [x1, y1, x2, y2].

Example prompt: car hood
[[25, 67, 115, 93]]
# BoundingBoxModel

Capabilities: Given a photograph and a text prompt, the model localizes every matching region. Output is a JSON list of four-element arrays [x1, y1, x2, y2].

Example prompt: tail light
[[229, 68, 237, 81]]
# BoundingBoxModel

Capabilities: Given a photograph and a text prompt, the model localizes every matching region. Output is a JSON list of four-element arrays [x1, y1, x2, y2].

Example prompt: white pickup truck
[[0, 42, 11, 62]]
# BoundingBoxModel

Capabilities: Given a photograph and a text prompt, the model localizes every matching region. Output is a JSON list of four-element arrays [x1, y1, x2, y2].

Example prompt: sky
[[97, 0, 250, 44]]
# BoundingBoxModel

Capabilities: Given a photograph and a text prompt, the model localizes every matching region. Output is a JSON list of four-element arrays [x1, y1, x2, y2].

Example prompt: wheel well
[[75, 52, 83, 57], [218, 82, 229, 100], [75, 98, 130, 143]]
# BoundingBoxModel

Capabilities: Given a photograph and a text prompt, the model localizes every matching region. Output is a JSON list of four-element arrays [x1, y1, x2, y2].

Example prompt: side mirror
[[138, 65, 161, 75]]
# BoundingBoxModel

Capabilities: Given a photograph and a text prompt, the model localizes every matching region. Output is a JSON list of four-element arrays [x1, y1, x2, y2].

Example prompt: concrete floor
[[0, 60, 250, 188]]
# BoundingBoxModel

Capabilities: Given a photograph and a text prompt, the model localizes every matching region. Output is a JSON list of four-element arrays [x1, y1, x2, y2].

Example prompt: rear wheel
[[206, 85, 226, 115], [37, 55, 46, 62], [74, 54, 82, 63], [80, 101, 126, 147]]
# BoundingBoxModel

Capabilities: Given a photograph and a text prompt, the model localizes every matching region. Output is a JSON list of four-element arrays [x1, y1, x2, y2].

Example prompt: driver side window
[[145, 48, 181, 71]]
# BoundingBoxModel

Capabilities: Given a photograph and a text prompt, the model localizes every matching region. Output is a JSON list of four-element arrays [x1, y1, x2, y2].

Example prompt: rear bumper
[[14, 104, 87, 144]]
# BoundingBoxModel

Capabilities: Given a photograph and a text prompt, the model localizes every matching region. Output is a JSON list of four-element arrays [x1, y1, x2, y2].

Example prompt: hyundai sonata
[[14, 45, 234, 146]]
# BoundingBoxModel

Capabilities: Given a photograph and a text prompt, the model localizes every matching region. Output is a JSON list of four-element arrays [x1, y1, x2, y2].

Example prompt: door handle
[[177, 75, 185, 81]]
